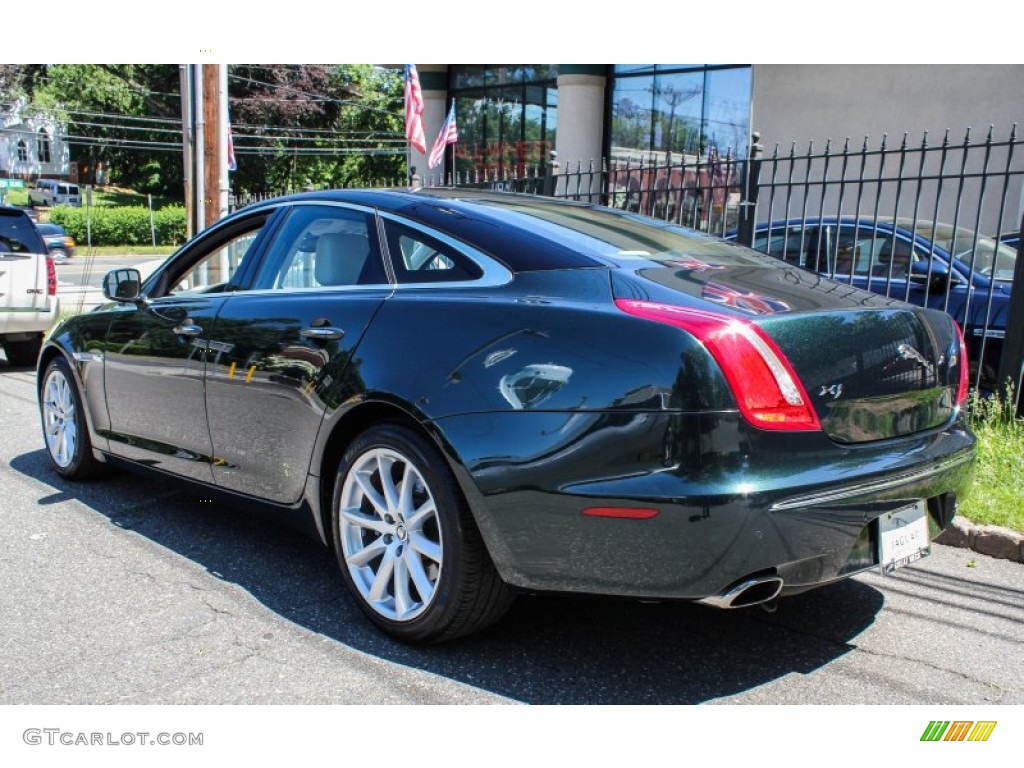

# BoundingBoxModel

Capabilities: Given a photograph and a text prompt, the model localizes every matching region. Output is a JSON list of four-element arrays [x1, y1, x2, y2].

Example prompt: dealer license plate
[[878, 501, 930, 574]]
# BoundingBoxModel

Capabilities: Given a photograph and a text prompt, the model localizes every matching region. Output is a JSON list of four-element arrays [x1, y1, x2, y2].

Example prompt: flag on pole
[[428, 102, 458, 169], [404, 64, 427, 155]]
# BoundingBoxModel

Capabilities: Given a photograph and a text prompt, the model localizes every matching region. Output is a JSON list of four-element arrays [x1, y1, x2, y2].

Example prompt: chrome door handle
[[173, 323, 203, 337], [300, 326, 345, 341]]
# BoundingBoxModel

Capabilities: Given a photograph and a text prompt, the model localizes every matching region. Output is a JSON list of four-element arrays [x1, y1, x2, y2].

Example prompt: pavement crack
[[850, 644, 1011, 692]]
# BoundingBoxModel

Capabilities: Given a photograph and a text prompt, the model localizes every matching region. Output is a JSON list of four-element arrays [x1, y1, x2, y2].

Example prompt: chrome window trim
[[376, 210, 514, 290], [207, 199, 513, 295]]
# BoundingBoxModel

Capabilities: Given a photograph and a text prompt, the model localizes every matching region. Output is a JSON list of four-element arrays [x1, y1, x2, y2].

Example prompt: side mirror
[[103, 268, 143, 303], [909, 259, 950, 290]]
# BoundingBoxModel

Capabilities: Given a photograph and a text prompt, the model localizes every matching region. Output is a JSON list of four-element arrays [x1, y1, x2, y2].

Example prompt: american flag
[[404, 64, 426, 155], [428, 102, 458, 169]]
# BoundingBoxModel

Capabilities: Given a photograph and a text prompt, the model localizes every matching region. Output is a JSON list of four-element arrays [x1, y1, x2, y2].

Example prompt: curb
[[935, 517, 1024, 563]]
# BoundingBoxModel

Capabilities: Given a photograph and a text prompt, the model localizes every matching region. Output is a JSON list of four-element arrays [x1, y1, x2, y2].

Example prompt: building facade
[[0, 101, 71, 180], [413, 64, 1022, 177], [413, 64, 754, 180]]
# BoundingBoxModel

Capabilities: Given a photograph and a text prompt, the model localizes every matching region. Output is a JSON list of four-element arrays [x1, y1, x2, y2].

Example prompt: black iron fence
[[229, 127, 1024, 404], [440, 127, 1024, 403]]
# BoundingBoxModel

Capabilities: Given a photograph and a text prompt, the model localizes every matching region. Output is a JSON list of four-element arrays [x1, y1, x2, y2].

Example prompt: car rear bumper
[[434, 410, 975, 600], [0, 300, 59, 338]]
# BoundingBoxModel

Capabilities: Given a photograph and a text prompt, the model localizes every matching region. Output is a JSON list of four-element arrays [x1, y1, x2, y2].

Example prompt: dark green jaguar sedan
[[36, 189, 975, 642]]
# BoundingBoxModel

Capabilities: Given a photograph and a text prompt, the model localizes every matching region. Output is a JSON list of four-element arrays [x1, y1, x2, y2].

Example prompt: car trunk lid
[[611, 262, 963, 443], [756, 307, 961, 443]]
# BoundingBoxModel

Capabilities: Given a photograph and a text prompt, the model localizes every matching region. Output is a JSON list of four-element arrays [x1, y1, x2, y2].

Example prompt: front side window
[[254, 205, 387, 290], [834, 228, 915, 279], [170, 228, 262, 296]]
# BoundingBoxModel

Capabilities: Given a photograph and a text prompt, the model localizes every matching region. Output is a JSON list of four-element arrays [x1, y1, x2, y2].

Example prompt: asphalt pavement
[[1, 350, 1022, 705]]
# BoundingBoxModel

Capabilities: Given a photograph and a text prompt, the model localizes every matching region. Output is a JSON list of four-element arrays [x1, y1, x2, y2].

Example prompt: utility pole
[[181, 63, 230, 235], [202, 63, 220, 230]]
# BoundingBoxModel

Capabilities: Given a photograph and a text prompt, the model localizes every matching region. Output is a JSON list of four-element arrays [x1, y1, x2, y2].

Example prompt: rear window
[[0, 210, 47, 254], [475, 197, 770, 267]]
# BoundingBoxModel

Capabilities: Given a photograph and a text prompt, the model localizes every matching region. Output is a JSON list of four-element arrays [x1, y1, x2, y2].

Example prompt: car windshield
[[37, 224, 62, 235], [907, 221, 1017, 281]]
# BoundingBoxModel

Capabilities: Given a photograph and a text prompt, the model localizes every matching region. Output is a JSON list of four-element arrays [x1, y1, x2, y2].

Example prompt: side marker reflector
[[583, 507, 660, 519]]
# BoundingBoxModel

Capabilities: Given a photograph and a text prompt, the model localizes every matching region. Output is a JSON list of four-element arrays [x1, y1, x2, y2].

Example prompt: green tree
[[1, 64, 405, 200], [228, 64, 404, 194]]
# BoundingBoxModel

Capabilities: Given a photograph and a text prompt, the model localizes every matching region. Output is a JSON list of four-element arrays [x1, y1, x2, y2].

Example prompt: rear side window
[[382, 219, 483, 283], [753, 229, 814, 268], [0, 211, 47, 254]]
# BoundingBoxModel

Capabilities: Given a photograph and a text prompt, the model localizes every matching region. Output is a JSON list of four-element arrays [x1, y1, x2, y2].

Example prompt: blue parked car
[[999, 231, 1019, 251], [728, 218, 1016, 388]]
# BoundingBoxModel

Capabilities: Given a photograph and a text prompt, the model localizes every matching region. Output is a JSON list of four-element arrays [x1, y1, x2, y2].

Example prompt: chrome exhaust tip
[[698, 576, 784, 610]]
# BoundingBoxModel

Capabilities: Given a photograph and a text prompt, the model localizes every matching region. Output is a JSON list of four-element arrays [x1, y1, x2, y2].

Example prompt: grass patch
[[959, 385, 1024, 532], [2, 188, 29, 206], [79, 245, 177, 257]]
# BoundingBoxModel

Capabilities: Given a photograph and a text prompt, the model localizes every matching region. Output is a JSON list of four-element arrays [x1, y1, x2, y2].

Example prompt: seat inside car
[[314, 232, 370, 286]]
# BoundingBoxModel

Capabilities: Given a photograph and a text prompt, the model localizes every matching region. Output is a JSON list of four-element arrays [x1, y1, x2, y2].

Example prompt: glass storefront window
[[610, 75, 654, 158], [652, 71, 704, 156], [704, 67, 753, 159], [449, 65, 558, 179], [609, 65, 751, 161]]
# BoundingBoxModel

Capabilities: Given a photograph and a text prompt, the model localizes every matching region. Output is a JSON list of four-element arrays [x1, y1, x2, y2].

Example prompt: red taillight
[[46, 256, 57, 297], [615, 299, 821, 431], [953, 320, 969, 407]]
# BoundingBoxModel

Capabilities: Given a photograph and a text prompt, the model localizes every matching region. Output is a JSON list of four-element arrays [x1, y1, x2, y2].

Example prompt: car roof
[[239, 188, 628, 272]]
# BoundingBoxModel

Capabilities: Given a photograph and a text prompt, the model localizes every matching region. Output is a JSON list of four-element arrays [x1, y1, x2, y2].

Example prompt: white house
[[0, 100, 70, 180]]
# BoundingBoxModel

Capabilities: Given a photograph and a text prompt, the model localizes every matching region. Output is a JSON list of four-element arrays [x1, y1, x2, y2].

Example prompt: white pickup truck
[[0, 207, 59, 367]]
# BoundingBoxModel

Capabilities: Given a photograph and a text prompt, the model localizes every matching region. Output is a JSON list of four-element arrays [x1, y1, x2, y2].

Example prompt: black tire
[[39, 356, 104, 480], [331, 423, 513, 643], [4, 337, 42, 368], [50, 247, 67, 260]]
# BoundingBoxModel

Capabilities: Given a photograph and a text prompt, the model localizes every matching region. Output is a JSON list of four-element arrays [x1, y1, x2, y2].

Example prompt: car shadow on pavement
[[10, 448, 884, 704]]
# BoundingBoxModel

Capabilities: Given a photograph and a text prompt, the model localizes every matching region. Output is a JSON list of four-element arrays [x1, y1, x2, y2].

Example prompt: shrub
[[49, 205, 186, 247]]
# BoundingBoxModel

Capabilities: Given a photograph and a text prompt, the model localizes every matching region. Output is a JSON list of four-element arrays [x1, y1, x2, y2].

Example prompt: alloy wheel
[[338, 447, 443, 622], [42, 367, 77, 468]]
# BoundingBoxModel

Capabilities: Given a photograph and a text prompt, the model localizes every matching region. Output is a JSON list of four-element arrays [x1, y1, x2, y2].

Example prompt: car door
[[202, 202, 393, 503], [101, 209, 278, 482]]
